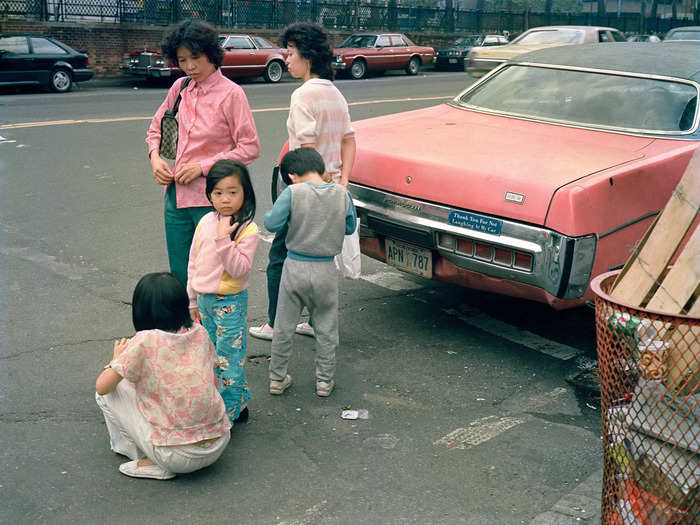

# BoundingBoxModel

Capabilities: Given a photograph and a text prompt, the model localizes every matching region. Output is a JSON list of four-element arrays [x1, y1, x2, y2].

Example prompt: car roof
[[510, 42, 700, 82], [667, 26, 700, 32], [523, 25, 620, 32]]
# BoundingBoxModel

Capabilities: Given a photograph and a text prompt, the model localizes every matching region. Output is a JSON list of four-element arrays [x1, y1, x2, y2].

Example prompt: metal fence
[[3, 0, 697, 34]]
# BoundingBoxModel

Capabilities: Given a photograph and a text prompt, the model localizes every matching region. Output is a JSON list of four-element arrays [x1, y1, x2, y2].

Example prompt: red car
[[120, 33, 287, 83], [341, 43, 699, 309], [332, 33, 434, 79]]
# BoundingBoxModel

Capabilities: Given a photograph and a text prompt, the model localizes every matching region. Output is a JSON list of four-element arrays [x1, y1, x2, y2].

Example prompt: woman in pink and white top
[[249, 23, 356, 341], [96, 272, 231, 480]]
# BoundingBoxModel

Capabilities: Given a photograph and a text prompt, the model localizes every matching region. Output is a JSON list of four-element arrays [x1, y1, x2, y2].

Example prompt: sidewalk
[[530, 469, 603, 524]]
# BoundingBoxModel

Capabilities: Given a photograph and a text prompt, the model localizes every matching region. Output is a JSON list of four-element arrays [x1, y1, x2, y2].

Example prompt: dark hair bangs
[[132, 273, 192, 332]]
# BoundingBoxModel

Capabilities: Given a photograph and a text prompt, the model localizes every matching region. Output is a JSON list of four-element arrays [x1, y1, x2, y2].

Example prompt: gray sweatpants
[[269, 257, 339, 383]]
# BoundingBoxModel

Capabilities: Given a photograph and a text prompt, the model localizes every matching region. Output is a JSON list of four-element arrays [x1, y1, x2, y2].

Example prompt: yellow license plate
[[385, 239, 432, 278]]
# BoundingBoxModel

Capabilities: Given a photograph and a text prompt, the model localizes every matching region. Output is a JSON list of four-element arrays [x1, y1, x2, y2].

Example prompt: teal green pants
[[164, 184, 213, 287]]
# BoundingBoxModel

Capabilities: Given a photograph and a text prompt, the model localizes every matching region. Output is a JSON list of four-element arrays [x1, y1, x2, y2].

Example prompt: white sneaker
[[249, 323, 273, 341], [295, 322, 315, 337], [118, 460, 175, 480]]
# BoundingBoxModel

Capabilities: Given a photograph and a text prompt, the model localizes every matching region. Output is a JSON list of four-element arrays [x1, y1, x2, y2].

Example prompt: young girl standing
[[187, 159, 259, 423]]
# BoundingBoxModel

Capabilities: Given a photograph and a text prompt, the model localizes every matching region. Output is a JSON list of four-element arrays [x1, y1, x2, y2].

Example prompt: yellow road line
[[0, 95, 453, 130]]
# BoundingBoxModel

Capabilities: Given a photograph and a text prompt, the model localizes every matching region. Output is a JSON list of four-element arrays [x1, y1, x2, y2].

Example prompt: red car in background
[[332, 33, 434, 79], [120, 33, 287, 83]]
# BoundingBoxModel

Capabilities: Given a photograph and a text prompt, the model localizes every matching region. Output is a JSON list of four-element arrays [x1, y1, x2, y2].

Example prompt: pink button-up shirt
[[146, 69, 260, 208]]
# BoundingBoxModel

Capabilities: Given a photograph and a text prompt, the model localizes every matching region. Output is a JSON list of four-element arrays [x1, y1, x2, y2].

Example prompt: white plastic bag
[[335, 218, 361, 279]]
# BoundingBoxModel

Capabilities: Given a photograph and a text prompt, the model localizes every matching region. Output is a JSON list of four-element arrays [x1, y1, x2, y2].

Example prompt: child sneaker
[[269, 374, 292, 395], [295, 322, 315, 337], [249, 323, 273, 341], [316, 379, 335, 397]]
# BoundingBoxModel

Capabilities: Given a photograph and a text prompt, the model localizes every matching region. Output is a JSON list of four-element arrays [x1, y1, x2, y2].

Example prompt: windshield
[[513, 29, 584, 45], [457, 65, 698, 134], [667, 30, 700, 40], [453, 36, 483, 46], [341, 35, 378, 48]]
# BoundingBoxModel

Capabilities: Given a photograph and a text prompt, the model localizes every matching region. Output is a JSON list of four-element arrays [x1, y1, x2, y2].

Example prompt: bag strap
[[170, 77, 191, 116]]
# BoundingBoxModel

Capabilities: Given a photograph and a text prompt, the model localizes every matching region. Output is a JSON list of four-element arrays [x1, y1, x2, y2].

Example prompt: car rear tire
[[405, 57, 420, 75], [264, 60, 284, 83], [350, 59, 366, 79], [50, 68, 72, 93]]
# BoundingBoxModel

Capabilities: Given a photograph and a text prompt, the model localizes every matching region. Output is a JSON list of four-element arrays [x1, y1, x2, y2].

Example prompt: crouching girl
[[95, 272, 231, 480]]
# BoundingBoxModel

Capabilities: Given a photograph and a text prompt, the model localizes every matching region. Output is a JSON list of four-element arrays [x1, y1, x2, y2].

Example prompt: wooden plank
[[610, 150, 700, 306], [645, 226, 700, 314]]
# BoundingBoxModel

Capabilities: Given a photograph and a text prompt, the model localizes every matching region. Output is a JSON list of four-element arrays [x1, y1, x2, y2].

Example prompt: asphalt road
[[0, 69, 603, 525]]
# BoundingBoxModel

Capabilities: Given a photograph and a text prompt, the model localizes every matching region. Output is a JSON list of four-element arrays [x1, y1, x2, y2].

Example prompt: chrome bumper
[[331, 61, 348, 70], [348, 183, 596, 300], [119, 66, 172, 78]]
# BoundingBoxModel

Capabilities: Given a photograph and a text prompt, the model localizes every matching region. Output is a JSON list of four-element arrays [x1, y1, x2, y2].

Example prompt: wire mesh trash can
[[591, 271, 700, 525]]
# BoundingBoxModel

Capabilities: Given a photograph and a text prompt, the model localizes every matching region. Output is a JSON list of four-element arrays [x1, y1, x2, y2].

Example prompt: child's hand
[[216, 216, 238, 239], [112, 338, 129, 360], [189, 308, 200, 323]]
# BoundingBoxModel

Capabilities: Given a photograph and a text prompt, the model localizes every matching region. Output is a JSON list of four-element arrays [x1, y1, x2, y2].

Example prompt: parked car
[[467, 25, 625, 77], [664, 26, 700, 41], [331, 33, 434, 79], [433, 35, 507, 71], [0, 34, 94, 92], [120, 34, 288, 83], [626, 34, 662, 42], [278, 43, 695, 309]]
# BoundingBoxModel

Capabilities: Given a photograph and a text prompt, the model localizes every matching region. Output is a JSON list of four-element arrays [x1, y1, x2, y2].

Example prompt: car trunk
[[351, 104, 653, 226]]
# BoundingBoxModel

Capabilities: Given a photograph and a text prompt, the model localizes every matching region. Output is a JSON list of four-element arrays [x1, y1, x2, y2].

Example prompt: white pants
[[95, 381, 230, 474]]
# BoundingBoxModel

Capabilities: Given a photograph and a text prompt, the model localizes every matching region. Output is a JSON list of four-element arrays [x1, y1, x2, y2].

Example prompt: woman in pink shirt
[[95, 273, 231, 480], [146, 20, 260, 289]]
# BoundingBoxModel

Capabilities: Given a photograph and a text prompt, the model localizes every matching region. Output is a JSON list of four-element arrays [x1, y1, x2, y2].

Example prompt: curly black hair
[[280, 23, 334, 81], [161, 19, 224, 69]]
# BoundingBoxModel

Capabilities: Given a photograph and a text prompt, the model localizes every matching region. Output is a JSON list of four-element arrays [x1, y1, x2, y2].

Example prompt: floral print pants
[[197, 291, 250, 422]]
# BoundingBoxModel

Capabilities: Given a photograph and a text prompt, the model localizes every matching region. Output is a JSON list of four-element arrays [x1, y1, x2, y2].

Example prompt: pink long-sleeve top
[[146, 69, 260, 208], [187, 213, 260, 309]]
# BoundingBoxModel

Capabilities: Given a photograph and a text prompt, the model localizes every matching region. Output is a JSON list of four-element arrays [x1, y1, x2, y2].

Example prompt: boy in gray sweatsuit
[[264, 148, 357, 397]]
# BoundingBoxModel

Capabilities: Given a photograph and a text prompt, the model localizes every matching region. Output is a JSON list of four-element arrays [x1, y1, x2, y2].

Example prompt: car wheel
[[264, 60, 284, 83], [350, 59, 366, 79], [50, 68, 72, 93], [405, 57, 420, 76]]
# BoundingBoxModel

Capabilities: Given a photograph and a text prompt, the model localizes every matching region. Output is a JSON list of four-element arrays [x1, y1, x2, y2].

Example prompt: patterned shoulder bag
[[159, 77, 191, 160]]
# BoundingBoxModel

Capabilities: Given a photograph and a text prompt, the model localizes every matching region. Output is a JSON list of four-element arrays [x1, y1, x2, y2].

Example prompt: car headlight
[[154, 57, 165, 66], [335, 55, 342, 62]]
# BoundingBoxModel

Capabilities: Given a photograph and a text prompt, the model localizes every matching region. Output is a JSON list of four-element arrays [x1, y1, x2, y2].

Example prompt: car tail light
[[513, 252, 533, 272], [474, 243, 492, 260], [494, 247, 512, 266], [456, 238, 473, 255], [438, 233, 454, 250]]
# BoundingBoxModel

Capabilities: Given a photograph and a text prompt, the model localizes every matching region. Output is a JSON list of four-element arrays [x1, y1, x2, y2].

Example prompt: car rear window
[[30, 37, 67, 54], [513, 29, 584, 45], [667, 30, 700, 40], [0, 36, 29, 54], [457, 64, 698, 134]]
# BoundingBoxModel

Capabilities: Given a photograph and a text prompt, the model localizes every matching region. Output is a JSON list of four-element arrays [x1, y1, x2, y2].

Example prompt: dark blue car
[[0, 34, 94, 92]]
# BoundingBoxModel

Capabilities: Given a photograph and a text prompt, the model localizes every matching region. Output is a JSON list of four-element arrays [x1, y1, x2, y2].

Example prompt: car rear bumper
[[434, 56, 465, 67], [73, 69, 94, 82], [119, 66, 173, 78], [349, 183, 596, 306]]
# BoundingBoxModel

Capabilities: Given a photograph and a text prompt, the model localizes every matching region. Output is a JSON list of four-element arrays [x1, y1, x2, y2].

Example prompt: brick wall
[[0, 19, 454, 77]]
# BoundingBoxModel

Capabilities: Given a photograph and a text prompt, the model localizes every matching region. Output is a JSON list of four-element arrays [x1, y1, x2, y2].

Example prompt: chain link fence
[[592, 271, 699, 524], [3, 0, 697, 34]]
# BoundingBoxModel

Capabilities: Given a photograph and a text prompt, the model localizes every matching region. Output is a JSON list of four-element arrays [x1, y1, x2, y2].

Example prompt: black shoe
[[233, 407, 249, 424]]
